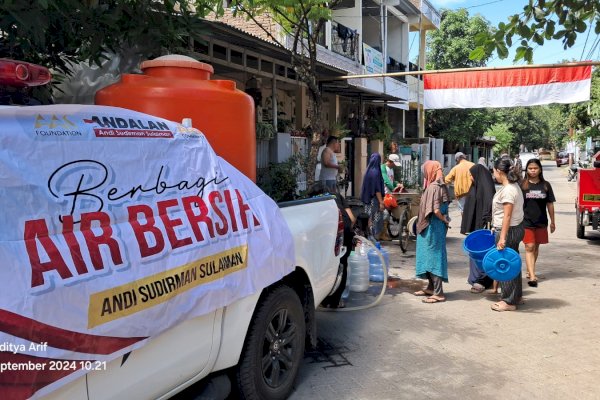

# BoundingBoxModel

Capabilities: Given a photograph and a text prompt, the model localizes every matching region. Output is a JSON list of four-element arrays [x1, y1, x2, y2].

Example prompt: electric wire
[[585, 34, 600, 60], [464, 0, 506, 9], [580, 23, 592, 61]]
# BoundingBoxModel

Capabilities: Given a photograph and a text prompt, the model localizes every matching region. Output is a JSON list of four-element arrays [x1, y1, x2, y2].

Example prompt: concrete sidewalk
[[290, 161, 600, 400]]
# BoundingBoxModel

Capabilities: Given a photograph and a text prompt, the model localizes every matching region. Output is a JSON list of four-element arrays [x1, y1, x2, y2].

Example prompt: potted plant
[[256, 122, 275, 141], [329, 120, 351, 139]]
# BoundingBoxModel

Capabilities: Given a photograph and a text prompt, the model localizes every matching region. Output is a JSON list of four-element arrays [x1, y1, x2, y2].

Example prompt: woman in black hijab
[[461, 164, 496, 292], [361, 153, 385, 241]]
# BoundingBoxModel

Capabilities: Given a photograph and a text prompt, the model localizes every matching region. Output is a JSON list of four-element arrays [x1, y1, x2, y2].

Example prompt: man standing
[[513, 153, 523, 179], [381, 154, 404, 194], [444, 152, 474, 213], [319, 136, 341, 193]]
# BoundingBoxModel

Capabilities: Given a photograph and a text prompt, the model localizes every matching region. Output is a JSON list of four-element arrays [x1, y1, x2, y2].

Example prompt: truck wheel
[[577, 217, 585, 239], [236, 285, 305, 400]]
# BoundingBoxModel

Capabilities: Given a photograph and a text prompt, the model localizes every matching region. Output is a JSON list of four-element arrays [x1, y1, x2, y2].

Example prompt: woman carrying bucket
[[461, 164, 496, 293], [490, 158, 525, 312], [414, 160, 450, 303]]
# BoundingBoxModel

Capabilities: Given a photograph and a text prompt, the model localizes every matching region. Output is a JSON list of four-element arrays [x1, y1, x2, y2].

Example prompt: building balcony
[[387, 60, 407, 83], [330, 21, 360, 63], [407, 0, 441, 31], [407, 75, 423, 106]]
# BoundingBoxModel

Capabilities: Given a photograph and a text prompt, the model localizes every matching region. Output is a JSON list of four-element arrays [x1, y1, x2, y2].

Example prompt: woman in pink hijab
[[414, 160, 451, 303]]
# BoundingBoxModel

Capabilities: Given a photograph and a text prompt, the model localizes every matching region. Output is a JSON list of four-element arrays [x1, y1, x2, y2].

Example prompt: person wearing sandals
[[461, 164, 496, 293], [361, 153, 386, 241], [414, 160, 451, 304], [490, 158, 525, 312], [521, 159, 556, 288]]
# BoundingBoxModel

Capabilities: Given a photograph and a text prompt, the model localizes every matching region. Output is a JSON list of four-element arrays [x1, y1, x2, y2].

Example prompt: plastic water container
[[95, 55, 256, 181], [463, 229, 496, 271], [348, 244, 369, 292], [368, 242, 389, 282], [482, 248, 522, 281], [341, 274, 351, 300]]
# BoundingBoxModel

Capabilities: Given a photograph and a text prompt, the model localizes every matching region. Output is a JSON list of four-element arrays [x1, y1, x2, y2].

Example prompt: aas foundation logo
[[34, 114, 83, 137]]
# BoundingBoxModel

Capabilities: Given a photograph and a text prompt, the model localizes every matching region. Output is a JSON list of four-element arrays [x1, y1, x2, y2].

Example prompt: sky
[[409, 0, 599, 67]]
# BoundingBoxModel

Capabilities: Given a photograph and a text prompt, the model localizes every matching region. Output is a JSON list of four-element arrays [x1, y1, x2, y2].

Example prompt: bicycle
[[387, 195, 416, 253]]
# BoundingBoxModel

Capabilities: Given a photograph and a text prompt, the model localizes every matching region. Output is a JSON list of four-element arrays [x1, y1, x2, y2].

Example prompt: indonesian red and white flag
[[423, 65, 592, 109]]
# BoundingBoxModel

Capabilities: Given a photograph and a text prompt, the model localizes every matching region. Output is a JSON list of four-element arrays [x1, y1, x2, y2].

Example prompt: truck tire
[[576, 216, 585, 239], [236, 285, 305, 400]]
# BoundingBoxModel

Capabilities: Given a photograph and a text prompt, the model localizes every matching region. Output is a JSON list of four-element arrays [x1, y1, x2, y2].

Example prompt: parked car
[[556, 151, 569, 167], [519, 152, 538, 168]]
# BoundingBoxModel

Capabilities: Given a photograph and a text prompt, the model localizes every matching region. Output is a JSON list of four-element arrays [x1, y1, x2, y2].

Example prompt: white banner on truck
[[0, 105, 295, 399]]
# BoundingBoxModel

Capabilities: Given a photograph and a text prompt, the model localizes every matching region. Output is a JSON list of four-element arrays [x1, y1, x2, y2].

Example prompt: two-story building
[[198, 0, 439, 194], [56, 1, 440, 196]]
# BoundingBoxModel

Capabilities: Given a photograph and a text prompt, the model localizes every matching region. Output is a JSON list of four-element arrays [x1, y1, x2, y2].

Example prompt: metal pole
[[416, 7, 422, 138], [272, 75, 277, 132], [336, 60, 600, 80], [381, 2, 387, 94]]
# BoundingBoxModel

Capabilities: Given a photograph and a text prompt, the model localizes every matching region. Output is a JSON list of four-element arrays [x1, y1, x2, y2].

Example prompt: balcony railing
[[421, 0, 441, 28], [331, 21, 360, 62], [387, 61, 407, 83], [409, 62, 423, 81]]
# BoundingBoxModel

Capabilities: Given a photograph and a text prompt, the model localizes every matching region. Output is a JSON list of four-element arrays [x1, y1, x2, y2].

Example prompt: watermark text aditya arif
[[0, 341, 47, 354]]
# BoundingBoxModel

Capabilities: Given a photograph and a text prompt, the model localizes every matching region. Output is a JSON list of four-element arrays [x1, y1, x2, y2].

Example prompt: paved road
[[290, 161, 600, 400]]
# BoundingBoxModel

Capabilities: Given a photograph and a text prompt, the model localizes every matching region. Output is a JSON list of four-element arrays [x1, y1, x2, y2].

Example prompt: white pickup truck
[[48, 196, 343, 400], [0, 69, 343, 400]]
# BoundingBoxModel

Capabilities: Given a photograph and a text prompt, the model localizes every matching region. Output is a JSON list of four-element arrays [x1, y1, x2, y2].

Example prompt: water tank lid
[[140, 55, 214, 74]]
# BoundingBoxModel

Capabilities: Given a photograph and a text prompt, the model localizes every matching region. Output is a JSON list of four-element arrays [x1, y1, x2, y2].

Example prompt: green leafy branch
[[470, 0, 600, 63]]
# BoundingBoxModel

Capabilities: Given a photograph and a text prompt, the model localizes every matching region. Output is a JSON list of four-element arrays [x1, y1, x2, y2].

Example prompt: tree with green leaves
[[563, 68, 600, 132], [425, 9, 497, 146], [491, 107, 548, 151], [531, 105, 568, 150], [230, 0, 340, 186], [0, 0, 218, 84], [426, 8, 493, 69], [471, 0, 600, 63], [486, 122, 514, 154]]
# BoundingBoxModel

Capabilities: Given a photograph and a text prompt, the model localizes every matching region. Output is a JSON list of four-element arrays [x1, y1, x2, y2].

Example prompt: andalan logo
[[35, 114, 77, 129]]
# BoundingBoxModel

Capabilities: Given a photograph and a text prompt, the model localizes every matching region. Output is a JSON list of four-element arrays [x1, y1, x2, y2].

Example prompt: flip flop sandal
[[470, 285, 485, 293], [414, 290, 433, 297], [491, 302, 516, 312], [422, 297, 446, 303]]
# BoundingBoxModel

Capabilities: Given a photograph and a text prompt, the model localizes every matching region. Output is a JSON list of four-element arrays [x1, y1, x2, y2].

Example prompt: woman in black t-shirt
[[521, 159, 556, 287]]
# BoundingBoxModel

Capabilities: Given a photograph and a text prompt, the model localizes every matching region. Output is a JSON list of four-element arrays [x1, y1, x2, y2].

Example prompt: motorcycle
[[568, 161, 584, 182]]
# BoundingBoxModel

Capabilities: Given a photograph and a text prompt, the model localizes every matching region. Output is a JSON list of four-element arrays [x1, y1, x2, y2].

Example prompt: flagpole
[[337, 60, 600, 80]]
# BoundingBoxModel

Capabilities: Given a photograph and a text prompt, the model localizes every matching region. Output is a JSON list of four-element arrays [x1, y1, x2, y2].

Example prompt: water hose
[[319, 235, 389, 312]]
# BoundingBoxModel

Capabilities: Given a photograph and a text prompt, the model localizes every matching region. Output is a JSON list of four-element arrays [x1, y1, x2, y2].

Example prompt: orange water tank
[[95, 55, 256, 181]]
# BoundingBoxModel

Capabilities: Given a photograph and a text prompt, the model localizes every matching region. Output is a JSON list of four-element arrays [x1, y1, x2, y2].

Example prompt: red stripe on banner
[[424, 66, 592, 90], [0, 309, 146, 355], [0, 353, 83, 400]]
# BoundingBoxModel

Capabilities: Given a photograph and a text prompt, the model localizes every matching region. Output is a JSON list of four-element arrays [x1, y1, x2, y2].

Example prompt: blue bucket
[[463, 229, 496, 270], [482, 248, 522, 281]]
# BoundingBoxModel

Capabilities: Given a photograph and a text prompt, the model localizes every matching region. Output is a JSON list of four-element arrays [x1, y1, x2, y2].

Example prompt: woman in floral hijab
[[414, 160, 451, 303]]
